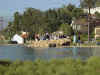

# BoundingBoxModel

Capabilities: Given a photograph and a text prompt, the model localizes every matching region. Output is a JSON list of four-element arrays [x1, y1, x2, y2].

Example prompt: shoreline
[[1, 44, 100, 48], [26, 44, 100, 48]]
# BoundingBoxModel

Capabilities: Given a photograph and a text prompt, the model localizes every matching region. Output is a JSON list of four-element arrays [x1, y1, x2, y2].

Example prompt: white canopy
[[11, 34, 24, 44]]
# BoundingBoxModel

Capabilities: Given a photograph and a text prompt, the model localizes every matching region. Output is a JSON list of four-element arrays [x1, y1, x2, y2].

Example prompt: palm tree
[[80, 0, 97, 42]]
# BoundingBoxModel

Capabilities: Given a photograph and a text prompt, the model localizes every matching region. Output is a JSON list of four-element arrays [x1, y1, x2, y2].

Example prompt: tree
[[95, 12, 100, 18], [59, 23, 73, 35], [67, 4, 75, 13], [3, 4, 81, 40], [95, 0, 100, 7], [13, 12, 22, 33], [72, 8, 84, 19], [80, 0, 97, 42]]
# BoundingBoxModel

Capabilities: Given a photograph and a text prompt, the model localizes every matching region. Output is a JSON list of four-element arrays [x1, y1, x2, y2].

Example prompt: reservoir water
[[0, 45, 99, 61]]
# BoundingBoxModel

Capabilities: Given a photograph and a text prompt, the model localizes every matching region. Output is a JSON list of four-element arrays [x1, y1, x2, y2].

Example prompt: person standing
[[73, 34, 77, 44]]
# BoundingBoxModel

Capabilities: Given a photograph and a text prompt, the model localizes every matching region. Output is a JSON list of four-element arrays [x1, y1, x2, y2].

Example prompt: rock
[[0, 35, 5, 40], [27, 38, 71, 47]]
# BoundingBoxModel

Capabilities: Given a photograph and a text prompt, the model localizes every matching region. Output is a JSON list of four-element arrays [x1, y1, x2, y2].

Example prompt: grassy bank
[[0, 40, 9, 45], [0, 57, 100, 75]]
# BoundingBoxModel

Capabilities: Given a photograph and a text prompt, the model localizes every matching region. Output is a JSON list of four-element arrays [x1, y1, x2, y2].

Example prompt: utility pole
[[88, 7, 91, 42], [88, 16, 90, 42]]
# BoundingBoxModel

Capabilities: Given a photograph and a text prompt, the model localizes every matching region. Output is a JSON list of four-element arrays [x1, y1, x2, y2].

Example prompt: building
[[71, 18, 95, 34], [94, 19, 100, 39], [71, 17, 100, 40], [84, 7, 100, 14]]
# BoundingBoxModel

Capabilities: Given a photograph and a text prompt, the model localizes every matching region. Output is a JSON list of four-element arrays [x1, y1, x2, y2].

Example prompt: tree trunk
[[89, 7, 91, 15]]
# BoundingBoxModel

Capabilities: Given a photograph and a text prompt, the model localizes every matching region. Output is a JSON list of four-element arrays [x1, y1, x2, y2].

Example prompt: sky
[[0, 0, 80, 17]]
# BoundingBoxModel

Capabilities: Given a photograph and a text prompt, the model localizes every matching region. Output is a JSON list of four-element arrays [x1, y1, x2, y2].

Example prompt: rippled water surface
[[0, 45, 99, 61]]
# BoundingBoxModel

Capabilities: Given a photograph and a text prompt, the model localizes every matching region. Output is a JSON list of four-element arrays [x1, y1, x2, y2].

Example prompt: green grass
[[0, 57, 100, 75]]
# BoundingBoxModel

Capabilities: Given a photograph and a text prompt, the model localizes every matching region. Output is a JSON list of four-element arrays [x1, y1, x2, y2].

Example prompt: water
[[0, 45, 98, 61]]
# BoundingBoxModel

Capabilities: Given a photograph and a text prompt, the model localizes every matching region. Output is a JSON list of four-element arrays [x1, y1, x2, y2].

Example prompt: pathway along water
[[0, 45, 99, 61]]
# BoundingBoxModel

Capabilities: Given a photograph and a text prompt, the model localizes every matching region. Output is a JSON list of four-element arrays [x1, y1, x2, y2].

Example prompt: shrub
[[0, 57, 99, 75]]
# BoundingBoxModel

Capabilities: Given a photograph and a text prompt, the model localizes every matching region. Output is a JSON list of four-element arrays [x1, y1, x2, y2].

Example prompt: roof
[[74, 18, 100, 26], [74, 18, 88, 26]]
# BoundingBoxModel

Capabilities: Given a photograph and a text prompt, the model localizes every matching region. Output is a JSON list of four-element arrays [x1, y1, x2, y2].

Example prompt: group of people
[[34, 33, 67, 41], [73, 34, 81, 44]]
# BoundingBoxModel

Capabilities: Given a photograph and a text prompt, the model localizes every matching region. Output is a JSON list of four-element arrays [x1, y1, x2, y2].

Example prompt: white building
[[84, 7, 100, 14]]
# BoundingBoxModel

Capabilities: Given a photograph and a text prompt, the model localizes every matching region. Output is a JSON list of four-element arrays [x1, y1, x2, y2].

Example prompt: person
[[78, 36, 80, 42], [78, 33, 81, 44], [45, 33, 50, 40], [35, 34, 40, 41], [73, 34, 77, 43]]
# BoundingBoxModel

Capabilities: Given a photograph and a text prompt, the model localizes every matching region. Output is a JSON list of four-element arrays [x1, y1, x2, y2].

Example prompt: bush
[[0, 57, 100, 75]]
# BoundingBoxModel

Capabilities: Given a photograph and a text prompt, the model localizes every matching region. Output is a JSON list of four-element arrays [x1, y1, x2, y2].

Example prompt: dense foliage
[[2, 4, 84, 39], [80, 0, 100, 8], [0, 57, 100, 75]]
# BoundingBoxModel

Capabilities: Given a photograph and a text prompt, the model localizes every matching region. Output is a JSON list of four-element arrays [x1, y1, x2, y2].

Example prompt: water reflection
[[0, 45, 99, 61], [72, 47, 78, 58]]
